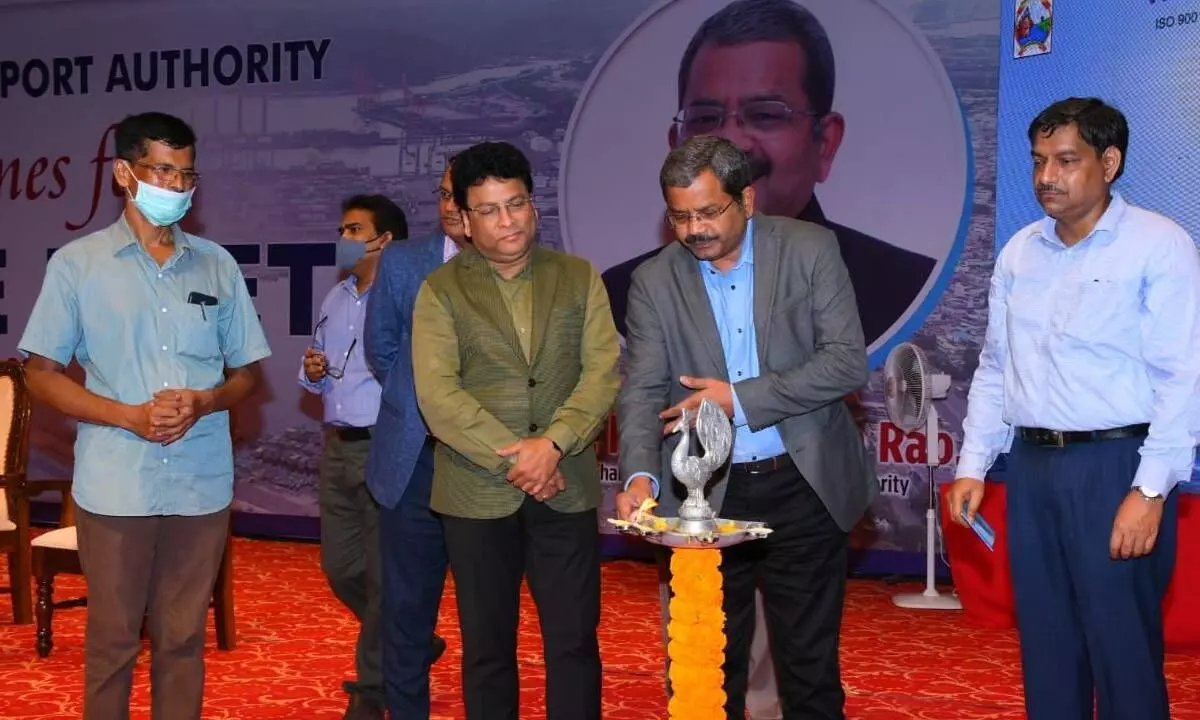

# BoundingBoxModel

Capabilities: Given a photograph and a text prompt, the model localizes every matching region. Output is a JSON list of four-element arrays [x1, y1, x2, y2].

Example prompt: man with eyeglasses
[[604, 2, 913, 717], [410, 141, 620, 719], [362, 159, 464, 719], [18, 112, 270, 719], [616, 136, 871, 720], [602, 0, 934, 349], [302, 193, 439, 719]]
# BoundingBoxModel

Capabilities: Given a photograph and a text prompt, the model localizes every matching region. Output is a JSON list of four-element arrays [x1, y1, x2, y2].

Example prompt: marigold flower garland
[[666, 547, 726, 719]]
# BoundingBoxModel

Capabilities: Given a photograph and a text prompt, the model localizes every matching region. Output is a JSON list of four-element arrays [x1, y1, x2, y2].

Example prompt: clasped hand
[[497, 437, 566, 502], [129, 388, 211, 445]]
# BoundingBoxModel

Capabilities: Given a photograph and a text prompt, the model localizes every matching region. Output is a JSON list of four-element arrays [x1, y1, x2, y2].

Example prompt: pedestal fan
[[882, 341, 962, 610]]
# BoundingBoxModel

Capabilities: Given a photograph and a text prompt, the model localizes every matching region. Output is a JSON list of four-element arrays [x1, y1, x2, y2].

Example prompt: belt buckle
[[1048, 430, 1064, 448]]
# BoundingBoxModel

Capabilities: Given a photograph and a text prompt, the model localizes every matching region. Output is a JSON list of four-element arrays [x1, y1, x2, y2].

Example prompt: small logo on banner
[[1013, 0, 1054, 58]]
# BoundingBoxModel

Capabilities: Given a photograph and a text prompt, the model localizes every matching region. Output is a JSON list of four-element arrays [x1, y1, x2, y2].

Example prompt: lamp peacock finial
[[670, 398, 733, 535]]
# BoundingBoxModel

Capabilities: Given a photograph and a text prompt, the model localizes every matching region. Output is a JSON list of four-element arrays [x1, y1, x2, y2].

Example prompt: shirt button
[[161, 345, 168, 351], [161, 307, 167, 313], [157, 273, 163, 279], [162, 381, 169, 387], [737, 371, 743, 377], [529, 423, 538, 431], [162, 458, 168, 464], [528, 378, 537, 387], [730, 285, 736, 290], [349, 325, 354, 331]]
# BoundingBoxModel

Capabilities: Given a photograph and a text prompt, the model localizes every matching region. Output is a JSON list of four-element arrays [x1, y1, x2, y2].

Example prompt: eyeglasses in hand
[[311, 316, 356, 380]]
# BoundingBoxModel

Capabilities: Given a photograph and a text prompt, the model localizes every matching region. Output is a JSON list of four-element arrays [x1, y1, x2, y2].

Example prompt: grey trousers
[[318, 429, 383, 703], [75, 505, 229, 720], [658, 554, 782, 719]]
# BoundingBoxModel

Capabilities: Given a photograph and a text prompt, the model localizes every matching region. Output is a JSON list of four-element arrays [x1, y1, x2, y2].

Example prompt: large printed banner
[[0, 0, 1000, 569], [996, 0, 1200, 489]]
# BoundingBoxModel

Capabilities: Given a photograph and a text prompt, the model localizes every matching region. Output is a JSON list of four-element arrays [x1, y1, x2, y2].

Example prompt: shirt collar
[[337, 275, 368, 299], [1037, 192, 1127, 249], [109, 213, 192, 257], [700, 217, 755, 274], [443, 235, 461, 262]]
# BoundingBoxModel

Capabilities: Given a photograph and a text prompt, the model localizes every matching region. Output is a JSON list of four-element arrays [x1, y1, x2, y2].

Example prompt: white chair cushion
[[0, 491, 12, 531], [31, 526, 77, 550]]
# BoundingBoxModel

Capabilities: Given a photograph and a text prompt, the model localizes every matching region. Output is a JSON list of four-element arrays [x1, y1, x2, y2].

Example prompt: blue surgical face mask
[[125, 163, 194, 227], [337, 234, 386, 272], [336, 238, 367, 270]]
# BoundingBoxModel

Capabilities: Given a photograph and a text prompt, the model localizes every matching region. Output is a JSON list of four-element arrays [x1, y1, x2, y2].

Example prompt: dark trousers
[[379, 442, 448, 718], [720, 461, 848, 720], [318, 430, 382, 703], [442, 498, 602, 720], [1007, 436, 1177, 720], [75, 505, 229, 720]]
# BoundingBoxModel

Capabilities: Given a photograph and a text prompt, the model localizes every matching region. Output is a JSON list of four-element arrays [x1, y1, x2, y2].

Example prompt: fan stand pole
[[892, 405, 962, 611]]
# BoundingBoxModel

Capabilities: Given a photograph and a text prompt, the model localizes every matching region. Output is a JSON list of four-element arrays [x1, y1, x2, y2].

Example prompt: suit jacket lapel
[[670, 247, 728, 377], [752, 218, 779, 365], [529, 247, 559, 365]]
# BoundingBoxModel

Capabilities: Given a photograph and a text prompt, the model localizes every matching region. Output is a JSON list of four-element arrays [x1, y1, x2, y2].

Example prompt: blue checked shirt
[[298, 276, 381, 427], [959, 193, 1200, 496], [18, 216, 271, 517]]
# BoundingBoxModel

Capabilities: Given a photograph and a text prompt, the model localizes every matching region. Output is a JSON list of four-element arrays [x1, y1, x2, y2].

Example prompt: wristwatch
[[1136, 486, 1164, 502]]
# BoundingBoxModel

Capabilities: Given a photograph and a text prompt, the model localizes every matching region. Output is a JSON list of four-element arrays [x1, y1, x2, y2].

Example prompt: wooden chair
[[30, 500, 237, 657], [0, 360, 41, 625]]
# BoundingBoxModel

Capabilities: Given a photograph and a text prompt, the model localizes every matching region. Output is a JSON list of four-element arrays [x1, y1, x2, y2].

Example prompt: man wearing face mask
[[301, 194, 419, 719], [18, 112, 270, 719]]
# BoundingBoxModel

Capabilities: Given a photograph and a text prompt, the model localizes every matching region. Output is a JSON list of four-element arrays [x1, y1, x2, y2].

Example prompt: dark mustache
[[685, 233, 718, 245], [748, 154, 772, 182], [1036, 184, 1063, 194]]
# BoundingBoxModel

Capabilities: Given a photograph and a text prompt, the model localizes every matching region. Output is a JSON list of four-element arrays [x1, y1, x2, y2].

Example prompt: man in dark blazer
[[362, 163, 464, 719], [616, 136, 875, 719], [602, 0, 935, 349]]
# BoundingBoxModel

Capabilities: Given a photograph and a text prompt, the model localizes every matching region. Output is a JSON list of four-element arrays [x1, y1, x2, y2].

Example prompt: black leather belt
[[731, 453, 792, 475], [1017, 423, 1149, 448], [334, 426, 372, 442]]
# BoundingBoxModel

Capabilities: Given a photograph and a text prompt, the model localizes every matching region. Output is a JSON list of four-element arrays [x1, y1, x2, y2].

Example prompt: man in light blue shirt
[[300, 193, 441, 720], [18, 112, 270, 720], [951, 98, 1200, 720]]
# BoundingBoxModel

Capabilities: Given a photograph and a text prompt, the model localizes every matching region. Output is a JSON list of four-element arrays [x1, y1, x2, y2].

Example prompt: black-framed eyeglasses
[[326, 338, 356, 380], [665, 199, 737, 228], [672, 100, 819, 138], [311, 316, 356, 380]]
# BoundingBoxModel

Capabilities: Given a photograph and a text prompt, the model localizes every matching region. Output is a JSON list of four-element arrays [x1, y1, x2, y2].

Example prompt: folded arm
[[734, 234, 869, 429], [542, 267, 621, 456], [411, 282, 520, 474]]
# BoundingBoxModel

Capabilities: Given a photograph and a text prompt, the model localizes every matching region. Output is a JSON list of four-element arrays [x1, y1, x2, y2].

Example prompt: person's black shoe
[[344, 693, 385, 720], [430, 634, 447, 664]]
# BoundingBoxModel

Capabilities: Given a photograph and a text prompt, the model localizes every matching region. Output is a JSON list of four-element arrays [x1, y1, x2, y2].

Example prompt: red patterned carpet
[[2, 537, 1200, 719]]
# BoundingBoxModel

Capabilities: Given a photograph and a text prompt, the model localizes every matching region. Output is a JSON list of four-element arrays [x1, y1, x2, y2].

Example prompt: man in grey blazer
[[615, 136, 874, 720]]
